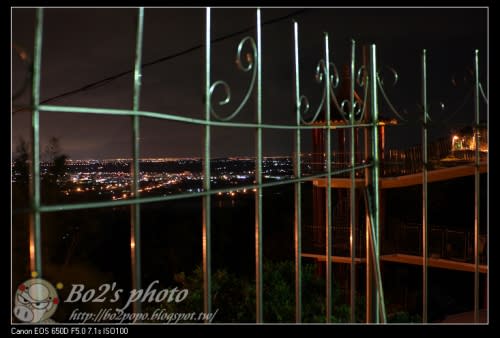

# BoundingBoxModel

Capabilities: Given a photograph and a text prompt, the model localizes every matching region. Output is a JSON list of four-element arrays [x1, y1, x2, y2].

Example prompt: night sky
[[11, 7, 487, 159]]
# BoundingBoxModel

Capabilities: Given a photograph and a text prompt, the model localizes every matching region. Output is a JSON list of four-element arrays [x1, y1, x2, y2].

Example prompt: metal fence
[[16, 7, 486, 324], [392, 223, 486, 264]]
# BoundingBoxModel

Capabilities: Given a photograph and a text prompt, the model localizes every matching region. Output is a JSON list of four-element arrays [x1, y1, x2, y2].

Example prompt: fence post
[[293, 20, 302, 323], [349, 38, 357, 323], [323, 32, 333, 323], [130, 7, 144, 316], [421, 48, 429, 323], [255, 8, 264, 323], [473, 49, 481, 323], [203, 7, 213, 321], [29, 8, 44, 277]]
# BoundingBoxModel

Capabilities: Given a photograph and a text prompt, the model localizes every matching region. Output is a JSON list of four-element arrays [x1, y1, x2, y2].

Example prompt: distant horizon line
[[54, 155, 297, 162]]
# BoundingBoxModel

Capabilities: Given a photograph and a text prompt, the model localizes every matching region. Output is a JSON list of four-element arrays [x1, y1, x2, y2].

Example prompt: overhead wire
[[12, 8, 310, 114]]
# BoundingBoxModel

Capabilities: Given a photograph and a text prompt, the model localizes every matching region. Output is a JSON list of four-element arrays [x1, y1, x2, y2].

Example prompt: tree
[[11, 136, 69, 190], [12, 138, 31, 285], [12, 137, 70, 283], [44, 137, 68, 187], [13, 138, 29, 182]]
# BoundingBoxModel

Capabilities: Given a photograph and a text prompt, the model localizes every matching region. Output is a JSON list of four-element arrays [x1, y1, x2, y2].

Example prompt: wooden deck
[[312, 162, 487, 189], [301, 253, 487, 274], [439, 309, 487, 323], [380, 253, 487, 274], [302, 253, 366, 264], [306, 162, 488, 273]]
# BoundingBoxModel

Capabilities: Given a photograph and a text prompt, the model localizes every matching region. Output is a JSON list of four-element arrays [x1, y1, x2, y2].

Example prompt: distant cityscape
[[12, 157, 299, 200]]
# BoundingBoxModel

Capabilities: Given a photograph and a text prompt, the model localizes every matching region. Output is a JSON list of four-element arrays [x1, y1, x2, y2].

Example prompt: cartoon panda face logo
[[13, 279, 59, 323]]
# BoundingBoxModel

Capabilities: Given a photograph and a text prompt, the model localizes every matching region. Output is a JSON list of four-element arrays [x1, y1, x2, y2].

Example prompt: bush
[[149, 260, 364, 323]]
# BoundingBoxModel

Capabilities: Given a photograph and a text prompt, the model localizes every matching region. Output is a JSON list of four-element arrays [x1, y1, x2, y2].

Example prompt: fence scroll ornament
[[440, 67, 488, 125], [298, 59, 333, 125], [329, 62, 369, 123], [209, 37, 257, 121], [300, 55, 368, 124], [451, 67, 488, 104], [299, 40, 405, 126], [376, 66, 407, 122]]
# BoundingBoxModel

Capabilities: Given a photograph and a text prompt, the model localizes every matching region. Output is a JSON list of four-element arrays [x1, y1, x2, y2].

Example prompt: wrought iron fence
[[391, 223, 486, 264], [14, 7, 487, 324]]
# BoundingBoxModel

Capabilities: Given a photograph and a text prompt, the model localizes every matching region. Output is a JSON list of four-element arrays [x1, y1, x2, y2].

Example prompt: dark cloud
[[12, 7, 487, 159]]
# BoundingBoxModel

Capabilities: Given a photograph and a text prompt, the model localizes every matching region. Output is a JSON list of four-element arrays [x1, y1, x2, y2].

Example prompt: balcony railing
[[303, 221, 487, 265]]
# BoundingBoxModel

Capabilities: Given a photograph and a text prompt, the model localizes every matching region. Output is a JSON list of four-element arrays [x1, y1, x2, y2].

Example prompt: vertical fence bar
[[349, 39, 357, 323], [324, 32, 332, 323], [203, 7, 213, 321], [370, 44, 379, 323], [130, 7, 144, 316], [365, 206, 371, 323], [369, 44, 386, 323], [421, 49, 429, 323], [365, 198, 387, 323], [293, 21, 302, 323], [255, 8, 263, 324], [29, 8, 44, 276], [473, 49, 480, 323], [362, 45, 375, 323]]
